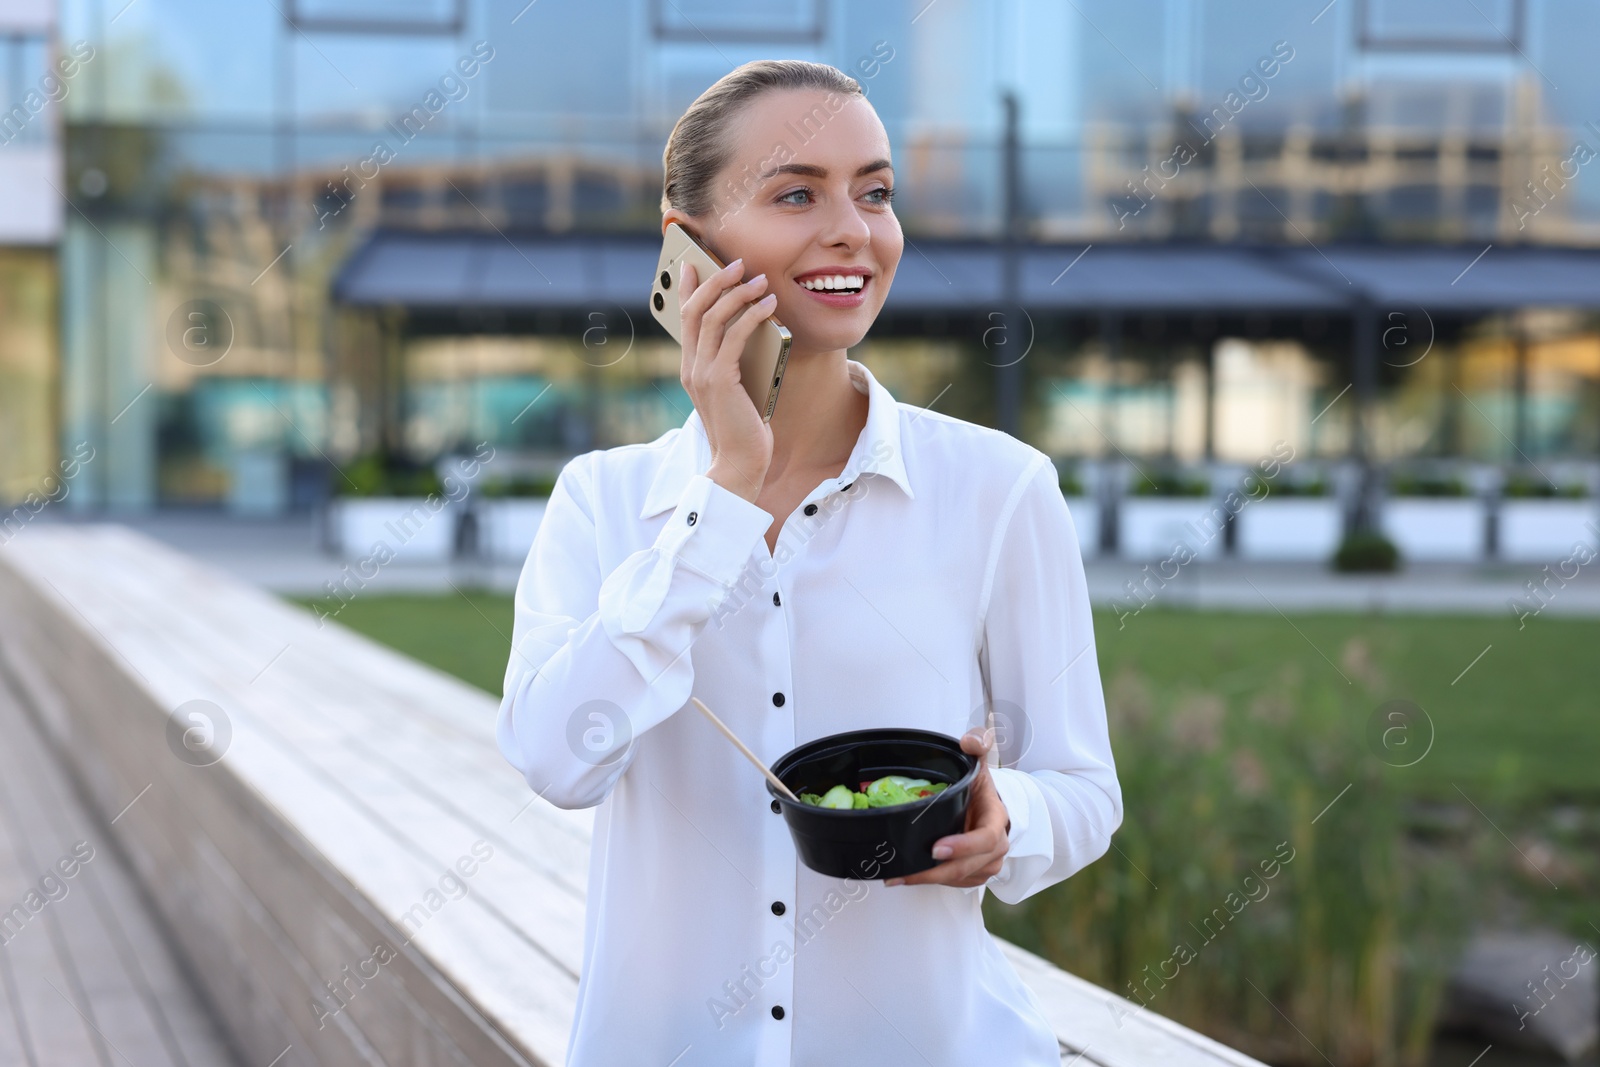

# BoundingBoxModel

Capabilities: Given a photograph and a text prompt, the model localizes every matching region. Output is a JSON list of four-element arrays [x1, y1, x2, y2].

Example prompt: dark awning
[[331, 230, 1600, 317], [1268, 244, 1600, 312]]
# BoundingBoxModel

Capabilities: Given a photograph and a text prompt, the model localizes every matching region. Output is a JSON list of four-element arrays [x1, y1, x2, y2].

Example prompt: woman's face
[[666, 88, 903, 356]]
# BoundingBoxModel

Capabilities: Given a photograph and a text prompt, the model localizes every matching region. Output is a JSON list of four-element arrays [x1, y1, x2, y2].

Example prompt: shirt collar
[[638, 358, 913, 520]]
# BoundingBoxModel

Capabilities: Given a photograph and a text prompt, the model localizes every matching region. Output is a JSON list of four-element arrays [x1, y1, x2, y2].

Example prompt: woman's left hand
[[884, 726, 1011, 888]]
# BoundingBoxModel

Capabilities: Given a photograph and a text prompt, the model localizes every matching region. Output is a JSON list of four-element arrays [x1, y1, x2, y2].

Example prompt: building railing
[[61, 106, 1600, 245]]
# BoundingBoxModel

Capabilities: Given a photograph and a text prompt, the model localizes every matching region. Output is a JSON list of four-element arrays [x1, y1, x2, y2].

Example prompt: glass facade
[[5, 0, 1599, 513]]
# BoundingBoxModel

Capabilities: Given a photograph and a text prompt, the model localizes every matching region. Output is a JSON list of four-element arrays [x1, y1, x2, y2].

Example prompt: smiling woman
[[495, 59, 1121, 1067]]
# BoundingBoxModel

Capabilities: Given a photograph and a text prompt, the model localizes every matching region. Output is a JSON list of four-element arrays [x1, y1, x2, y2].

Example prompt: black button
[[803, 503, 818, 516], [771, 799, 782, 813], [771, 901, 785, 915], [686, 511, 697, 526], [772, 592, 781, 606], [771, 1006, 785, 1020], [842, 482, 853, 492], [772, 692, 785, 707]]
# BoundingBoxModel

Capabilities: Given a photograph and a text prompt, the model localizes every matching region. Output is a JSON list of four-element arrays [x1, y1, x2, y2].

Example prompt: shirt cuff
[[956, 766, 1036, 897], [657, 473, 774, 587], [988, 767, 1039, 857]]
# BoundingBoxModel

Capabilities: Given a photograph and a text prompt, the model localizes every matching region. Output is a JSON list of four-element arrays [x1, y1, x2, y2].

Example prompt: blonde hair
[[660, 59, 864, 219]]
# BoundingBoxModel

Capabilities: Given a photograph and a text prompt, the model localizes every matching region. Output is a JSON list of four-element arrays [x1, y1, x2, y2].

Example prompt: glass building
[[6, 0, 1600, 515]]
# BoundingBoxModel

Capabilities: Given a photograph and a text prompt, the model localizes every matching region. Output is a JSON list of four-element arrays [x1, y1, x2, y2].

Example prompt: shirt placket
[[756, 554, 796, 1065], [754, 476, 857, 1065]]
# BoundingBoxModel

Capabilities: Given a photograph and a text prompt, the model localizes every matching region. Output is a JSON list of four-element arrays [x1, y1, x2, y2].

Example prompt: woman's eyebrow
[[758, 158, 894, 181]]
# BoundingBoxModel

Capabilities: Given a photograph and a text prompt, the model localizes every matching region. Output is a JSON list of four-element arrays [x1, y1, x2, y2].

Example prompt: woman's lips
[[795, 276, 869, 308]]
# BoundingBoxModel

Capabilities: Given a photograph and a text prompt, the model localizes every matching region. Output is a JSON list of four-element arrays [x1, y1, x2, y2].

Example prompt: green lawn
[[285, 591, 1599, 807], [286, 590, 1596, 1059], [1095, 609, 1599, 807]]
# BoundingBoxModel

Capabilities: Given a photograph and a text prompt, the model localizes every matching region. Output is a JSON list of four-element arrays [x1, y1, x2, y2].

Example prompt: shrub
[[1334, 531, 1400, 572], [336, 455, 444, 498], [1271, 477, 1330, 497], [478, 474, 559, 498], [1503, 475, 1587, 499], [1388, 474, 1467, 498], [983, 658, 1471, 1067], [1131, 471, 1210, 497]]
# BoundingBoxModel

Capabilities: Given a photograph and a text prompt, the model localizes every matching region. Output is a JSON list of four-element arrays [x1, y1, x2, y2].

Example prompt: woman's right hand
[[677, 256, 778, 504]]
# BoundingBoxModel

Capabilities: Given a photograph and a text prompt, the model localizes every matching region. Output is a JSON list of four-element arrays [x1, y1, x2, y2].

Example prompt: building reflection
[[3, 0, 1598, 551]]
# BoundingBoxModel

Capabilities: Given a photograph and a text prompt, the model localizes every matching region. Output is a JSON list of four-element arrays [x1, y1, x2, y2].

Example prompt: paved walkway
[[0, 663, 241, 1067], [21, 509, 1600, 617]]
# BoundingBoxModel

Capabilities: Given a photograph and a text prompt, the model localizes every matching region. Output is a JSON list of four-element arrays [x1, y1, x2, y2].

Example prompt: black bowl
[[768, 728, 978, 880]]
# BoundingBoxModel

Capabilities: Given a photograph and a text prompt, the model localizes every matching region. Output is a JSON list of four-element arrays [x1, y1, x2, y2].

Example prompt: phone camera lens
[[660, 271, 672, 290], [653, 292, 665, 311]]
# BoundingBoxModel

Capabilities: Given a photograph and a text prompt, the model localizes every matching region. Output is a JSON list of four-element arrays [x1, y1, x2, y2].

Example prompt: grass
[[286, 592, 1600, 808], [1095, 609, 1600, 808], [285, 591, 1598, 1066]]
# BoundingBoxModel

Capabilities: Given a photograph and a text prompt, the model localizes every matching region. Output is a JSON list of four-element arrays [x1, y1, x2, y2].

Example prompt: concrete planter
[[1062, 498, 1101, 559], [329, 496, 460, 562], [478, 498, 549, 563], [1498, 500, 1600, 562], [1235, 498, 1343, 561], [1118, 498, 1226, 560], [1381, 498, 1485, 561]]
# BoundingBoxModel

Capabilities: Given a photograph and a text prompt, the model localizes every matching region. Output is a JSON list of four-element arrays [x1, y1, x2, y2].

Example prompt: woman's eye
[[778, 188, 812, 205], [865, 186, 896, 205]]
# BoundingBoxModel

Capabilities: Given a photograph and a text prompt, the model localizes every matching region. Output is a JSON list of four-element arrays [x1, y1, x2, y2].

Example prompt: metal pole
[[997, 91, 1023, 439], [1350, 297, 1378, 534], [1100, 311, 1121, 554]]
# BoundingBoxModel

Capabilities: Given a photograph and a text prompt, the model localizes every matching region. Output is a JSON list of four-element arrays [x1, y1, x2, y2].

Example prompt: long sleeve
[[495, 453, 774, 810], [970, 452, 1123, 906]]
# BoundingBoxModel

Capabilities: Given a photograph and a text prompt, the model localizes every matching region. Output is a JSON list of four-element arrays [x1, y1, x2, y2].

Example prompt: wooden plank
[[18, 630, 574, 1067], [0, 691, 173, 1067], [34, 542, 594, 983], [1000, 938, 1269, 1067], [28, 523, 595, 874], [9, 524, 593, 921], [0, 529, 578, 1067], [0, 948, 38, 1067], [0, 670, 240, 1067]]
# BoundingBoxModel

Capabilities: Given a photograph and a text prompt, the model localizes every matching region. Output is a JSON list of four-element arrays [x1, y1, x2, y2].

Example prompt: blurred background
[[4, 0, 1600, 515], [1, 1, 1597, 1065]]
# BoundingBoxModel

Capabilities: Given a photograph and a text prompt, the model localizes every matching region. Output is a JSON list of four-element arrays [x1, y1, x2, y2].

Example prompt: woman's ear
[[662, 207, 695, 239], [661, 210, 726, 263]]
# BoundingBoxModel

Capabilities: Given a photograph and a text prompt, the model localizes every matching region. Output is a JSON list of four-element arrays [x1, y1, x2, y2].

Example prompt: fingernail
[[749, 273, 766, 285], [884, 878, 903, 887], [728, 257, 743, 269], [758, 293, 777, 306], [933, 845, 952, 860]]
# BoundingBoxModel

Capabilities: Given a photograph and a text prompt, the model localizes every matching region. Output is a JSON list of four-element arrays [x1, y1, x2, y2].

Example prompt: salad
[[797, 774, 950, 810]]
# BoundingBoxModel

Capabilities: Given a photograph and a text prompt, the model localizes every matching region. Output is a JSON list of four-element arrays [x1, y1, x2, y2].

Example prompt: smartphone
[[649, 222, 792, 423]]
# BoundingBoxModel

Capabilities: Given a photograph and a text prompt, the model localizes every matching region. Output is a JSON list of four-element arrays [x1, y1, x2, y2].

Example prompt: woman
[[496, 59, 1122, 1066]]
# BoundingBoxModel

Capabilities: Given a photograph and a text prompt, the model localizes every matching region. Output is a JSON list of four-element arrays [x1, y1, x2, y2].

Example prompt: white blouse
[[497, 358, 1122, 1066]]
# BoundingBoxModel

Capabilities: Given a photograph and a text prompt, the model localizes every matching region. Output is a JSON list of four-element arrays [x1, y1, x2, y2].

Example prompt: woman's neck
[[762, 347, 869, 480]]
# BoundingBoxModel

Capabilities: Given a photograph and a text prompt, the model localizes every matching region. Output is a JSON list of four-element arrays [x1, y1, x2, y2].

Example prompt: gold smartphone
[[650, 222, 792, 423]]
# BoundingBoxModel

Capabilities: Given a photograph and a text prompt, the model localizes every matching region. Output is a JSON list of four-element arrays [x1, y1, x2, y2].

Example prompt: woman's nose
[[818, 194, 871, 248]]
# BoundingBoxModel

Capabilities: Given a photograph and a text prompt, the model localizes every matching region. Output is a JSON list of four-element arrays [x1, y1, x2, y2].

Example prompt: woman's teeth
[[799, 274, 865, 293]]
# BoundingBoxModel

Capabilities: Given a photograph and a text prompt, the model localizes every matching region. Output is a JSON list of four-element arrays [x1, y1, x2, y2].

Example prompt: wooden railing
[[0, 525, 1267, 1067]]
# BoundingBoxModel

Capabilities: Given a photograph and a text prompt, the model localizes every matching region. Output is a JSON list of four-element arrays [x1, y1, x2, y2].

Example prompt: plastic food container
[[767, 728, 978, 880]]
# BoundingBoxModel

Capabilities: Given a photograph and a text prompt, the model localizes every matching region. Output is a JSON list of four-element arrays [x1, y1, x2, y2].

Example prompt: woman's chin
[[783, 322, 872, 356]]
